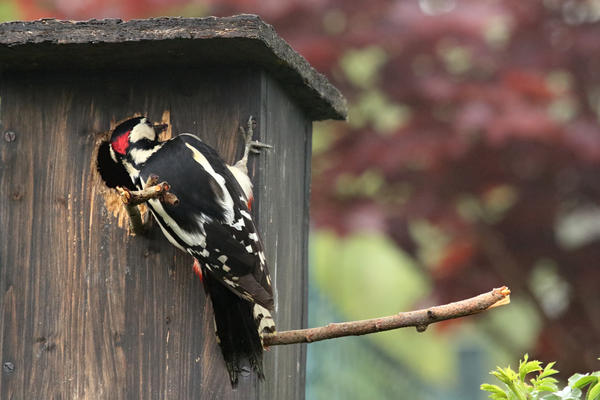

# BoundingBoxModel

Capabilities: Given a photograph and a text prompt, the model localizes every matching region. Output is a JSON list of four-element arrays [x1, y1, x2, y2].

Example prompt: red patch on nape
[[247, 196, 253, 210], [111, 130, 130, 155], [192, 258, 203, 281]]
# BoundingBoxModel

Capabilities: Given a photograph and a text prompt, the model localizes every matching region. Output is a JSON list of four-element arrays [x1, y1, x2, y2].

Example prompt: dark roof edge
[[0, 15, 348, 121]]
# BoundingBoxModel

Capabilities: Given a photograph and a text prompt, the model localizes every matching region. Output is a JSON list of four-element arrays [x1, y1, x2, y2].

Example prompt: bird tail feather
[[205, 273, 272, 385]]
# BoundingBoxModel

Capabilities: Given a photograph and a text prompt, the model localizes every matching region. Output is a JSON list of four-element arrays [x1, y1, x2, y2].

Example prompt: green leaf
[[587, 382, 600, 400], [481, 383, 508, 398], [508, 392, 524, 400], [536, 382, 560, 393], [520, 357, 543, 381], [539, 362, 559, 379], [508, 380, 531, 400], [569, 373, 597, 390], [541, 394, 562, 400], [540, 386, 582, 400], [535, 377, 559, 386], [493, 367, 518, 385], [482, 357, 600, 400]]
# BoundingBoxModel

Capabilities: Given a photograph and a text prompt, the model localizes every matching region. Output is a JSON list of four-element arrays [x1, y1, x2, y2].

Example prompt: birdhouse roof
[[0, 15, 347, 121]]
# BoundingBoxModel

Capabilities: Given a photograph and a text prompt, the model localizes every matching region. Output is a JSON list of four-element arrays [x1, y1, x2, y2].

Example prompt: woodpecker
[[104, 116, 275, 385]]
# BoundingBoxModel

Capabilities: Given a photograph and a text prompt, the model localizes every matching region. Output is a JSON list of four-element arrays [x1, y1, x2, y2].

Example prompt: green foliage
[[339, 46, 387, 89], [311, 231, 457, 381], [481, 355, 600, 400], [0, 0, 18, 22]]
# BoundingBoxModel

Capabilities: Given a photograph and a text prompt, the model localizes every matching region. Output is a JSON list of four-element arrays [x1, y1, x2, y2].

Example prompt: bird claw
[[239, 116, 254, 143], [248, 140, 272, 154], [241, 116, 271, 153], [236, 116, 272, 169]]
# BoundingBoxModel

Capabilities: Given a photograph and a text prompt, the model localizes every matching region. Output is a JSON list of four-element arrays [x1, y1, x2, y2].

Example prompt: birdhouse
[[0, 16, 346, 399]]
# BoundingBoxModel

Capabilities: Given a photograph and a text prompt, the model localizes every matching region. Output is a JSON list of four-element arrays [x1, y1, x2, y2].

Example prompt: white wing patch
[[258, 251, 266, 265], [149, 208, 187, 252], [184, 142, 235, 224], [223, 278, 238, 289], [230, 218, 245, 231], [253, 304, 276, 336], [227, 164, 253, 203], [148, 198, 207, 248]]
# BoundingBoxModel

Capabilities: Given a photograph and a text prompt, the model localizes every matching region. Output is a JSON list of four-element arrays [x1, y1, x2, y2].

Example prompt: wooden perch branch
[[263, 286, 511, 346], [117, 175, 179, 207], [116, 175, 179, 234], [112, 177, 511, 348]]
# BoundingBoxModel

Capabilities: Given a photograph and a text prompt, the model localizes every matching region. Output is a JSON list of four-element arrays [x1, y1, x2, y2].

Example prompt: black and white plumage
[[103, 116, 275, 385]]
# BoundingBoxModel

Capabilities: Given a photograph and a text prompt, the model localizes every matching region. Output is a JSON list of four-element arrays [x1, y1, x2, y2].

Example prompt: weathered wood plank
[[0, 67, 309, 399], [256, 72, 311, 400]]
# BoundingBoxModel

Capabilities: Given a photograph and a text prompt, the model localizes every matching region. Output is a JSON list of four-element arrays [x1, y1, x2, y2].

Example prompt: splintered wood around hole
[[90, 130, 144, 232]]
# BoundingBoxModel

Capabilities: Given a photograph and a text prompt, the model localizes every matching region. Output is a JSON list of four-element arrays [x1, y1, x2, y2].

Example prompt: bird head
[[98, 116, 167, 188], [109, 116, 157, 161]]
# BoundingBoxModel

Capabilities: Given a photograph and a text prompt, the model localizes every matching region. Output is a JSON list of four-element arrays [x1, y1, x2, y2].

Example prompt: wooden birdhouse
[[0, 15, 346, 399]]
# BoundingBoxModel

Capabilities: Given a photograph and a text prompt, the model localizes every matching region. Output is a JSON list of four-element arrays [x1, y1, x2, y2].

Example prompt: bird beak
[[153, 123, 169, 134]]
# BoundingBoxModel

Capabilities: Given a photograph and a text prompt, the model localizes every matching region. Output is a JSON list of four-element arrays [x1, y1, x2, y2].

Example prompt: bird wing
[[139, 134, 273, 309]]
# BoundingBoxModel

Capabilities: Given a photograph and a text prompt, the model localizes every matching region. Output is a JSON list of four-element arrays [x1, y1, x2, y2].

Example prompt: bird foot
[[248, 140, 272, 155], [235, 116, 272, 170]]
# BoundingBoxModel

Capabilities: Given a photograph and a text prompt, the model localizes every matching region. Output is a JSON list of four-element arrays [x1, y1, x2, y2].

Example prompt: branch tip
[[487, 286, 511, 309], [497, 286, 511, 296]]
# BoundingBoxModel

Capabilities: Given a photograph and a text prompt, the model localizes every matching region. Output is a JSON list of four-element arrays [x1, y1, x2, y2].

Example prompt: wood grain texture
[[255, 73, 311, 400], [0, 67, 308, 399]]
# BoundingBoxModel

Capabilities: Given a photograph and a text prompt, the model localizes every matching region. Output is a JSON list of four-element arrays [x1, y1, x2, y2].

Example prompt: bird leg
[[234, 116, 272, 173]]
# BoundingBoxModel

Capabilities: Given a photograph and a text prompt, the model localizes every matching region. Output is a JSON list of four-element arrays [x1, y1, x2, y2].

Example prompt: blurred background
[[3, 0, 600, 398]]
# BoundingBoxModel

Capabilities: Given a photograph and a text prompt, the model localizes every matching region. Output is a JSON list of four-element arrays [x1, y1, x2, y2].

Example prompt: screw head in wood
[[3, 361, 14, 373], [4, 131, 16, 142]]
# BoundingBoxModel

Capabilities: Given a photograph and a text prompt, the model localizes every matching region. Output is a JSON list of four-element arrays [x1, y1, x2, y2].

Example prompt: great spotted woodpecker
[[103, 116, 275, 385]]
